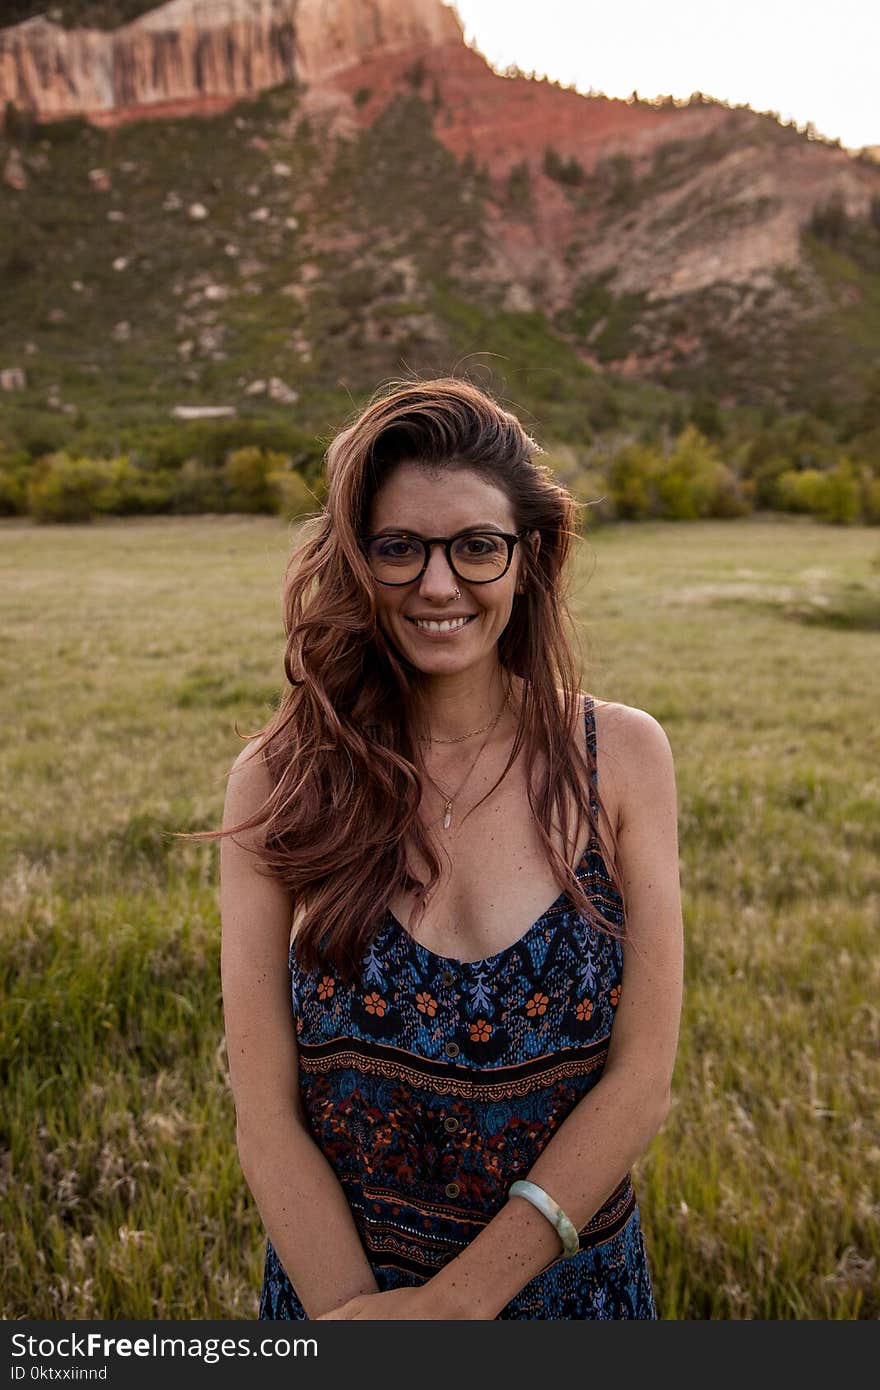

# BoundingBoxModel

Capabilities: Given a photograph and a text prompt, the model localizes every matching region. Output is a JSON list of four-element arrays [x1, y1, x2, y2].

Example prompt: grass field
[[1, 513, 877, 1319]]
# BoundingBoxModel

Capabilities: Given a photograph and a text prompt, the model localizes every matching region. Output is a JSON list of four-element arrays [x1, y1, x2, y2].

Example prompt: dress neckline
[[382, 846, 595, 969]]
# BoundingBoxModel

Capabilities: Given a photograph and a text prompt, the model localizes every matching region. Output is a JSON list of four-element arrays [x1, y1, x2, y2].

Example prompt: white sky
[[444, 0, 879, 151]]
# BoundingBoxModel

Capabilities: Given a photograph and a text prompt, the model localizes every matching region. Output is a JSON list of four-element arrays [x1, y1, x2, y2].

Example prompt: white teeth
[[412, 617, 471, 632]]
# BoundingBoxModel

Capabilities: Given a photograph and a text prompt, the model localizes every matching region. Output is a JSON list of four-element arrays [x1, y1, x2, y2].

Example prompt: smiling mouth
[[406, 615, 477, 633]]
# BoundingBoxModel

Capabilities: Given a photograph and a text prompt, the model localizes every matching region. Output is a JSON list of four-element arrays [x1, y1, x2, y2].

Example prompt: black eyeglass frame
[[359, 529, 529, 586]]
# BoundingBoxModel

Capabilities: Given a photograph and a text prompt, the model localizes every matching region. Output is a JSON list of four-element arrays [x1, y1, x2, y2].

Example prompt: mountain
[[1, 0, 879, 462]]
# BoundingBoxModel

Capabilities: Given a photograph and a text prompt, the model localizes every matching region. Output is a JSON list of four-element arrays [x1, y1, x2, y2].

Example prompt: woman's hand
[[315, 1285, 461, 1320]]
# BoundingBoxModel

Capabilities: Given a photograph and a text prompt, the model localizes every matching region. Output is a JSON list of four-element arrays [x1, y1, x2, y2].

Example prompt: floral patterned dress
[[259, 695, 657, 1319]]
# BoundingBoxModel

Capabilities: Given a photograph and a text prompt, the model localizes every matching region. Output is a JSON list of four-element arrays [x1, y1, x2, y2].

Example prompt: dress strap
[[584, 692, 596, 755], [584, 693, 599, 817]]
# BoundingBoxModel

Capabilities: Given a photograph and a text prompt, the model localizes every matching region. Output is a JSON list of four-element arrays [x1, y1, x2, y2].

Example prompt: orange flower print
[[610, 985, 621, 1007], [469, 1018, 492, 1042], [575, 998, 594, 1021], [526, 992, 549, 1018], [317, 975, 335, 1000], [416, 992, 438, 1017], [363, 991, 387, 1017]]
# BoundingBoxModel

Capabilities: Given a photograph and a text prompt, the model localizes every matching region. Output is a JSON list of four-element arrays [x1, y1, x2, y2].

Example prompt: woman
[[217, 376, 683, 1320]]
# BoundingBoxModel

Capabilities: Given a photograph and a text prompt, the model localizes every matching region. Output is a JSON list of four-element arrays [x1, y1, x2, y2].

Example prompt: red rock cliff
[[0, 0, 464, 124]]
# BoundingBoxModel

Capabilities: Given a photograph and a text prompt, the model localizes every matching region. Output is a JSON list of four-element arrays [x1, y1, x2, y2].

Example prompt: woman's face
[[366, 463, 537, 674]]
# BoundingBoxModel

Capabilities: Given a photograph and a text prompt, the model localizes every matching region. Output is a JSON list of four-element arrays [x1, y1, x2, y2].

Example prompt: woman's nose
[[418, 544, 459, 598]]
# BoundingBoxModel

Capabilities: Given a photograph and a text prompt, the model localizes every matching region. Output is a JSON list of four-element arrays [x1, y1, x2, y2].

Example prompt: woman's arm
[[220, 740, 381, 1319], [424, 704, 685, 1319]]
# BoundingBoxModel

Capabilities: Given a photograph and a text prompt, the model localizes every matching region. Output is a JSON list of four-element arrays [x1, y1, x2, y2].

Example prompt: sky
[[443, 0, 879, 151]]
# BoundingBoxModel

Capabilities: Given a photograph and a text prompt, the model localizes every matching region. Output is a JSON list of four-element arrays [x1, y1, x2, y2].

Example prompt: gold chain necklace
[[417, 701, 507, 745], [421, 690, 510, 830]]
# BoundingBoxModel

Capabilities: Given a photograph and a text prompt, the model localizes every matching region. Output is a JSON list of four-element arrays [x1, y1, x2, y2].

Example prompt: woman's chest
[[388, 705, 617, 964], [388, 786, 576, 962]]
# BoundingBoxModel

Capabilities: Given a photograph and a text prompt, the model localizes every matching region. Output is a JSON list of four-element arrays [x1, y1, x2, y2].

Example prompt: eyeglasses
[[360, 529, 527, 585]]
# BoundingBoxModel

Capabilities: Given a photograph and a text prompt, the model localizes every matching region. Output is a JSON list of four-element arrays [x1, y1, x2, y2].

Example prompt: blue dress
[[259, 694, 657, 1319]]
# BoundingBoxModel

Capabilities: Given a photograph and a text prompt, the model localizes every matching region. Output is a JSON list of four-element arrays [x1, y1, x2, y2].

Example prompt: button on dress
[[259, 695, 657, 1319]]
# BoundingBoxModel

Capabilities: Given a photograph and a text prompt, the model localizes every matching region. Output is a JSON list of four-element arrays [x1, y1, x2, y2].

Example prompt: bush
[[41, 115, 90, 144], [129, 419, 323, 473], [809, 189, 850, 250], [821, 456, 861, 523], [27, 452, 111, 522], [267, 465, 321, 522], [506, 159, 532, 206], [543, 146, 586, 186], [120, 463, 177, 514], [594, 428, 749, 521], [775, 467, 831, 516], [0, 446, 31, 516], [775, 458, 860, 522], [170, 458, 225, 514], [15, 443, 327, 520], [605, 442, 664, 519], [24, 451, 177, 520], [656, 425, 723, 519], [222, 447, 289, 513]]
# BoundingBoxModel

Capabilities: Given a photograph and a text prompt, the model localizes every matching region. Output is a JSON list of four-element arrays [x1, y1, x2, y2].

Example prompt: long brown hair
[[183, 376, 627, 985]]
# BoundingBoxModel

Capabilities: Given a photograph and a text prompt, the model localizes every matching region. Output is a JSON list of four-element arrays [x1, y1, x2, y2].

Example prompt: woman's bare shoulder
[[227, 732, 276, 795], [583, 695, 674, 832], [223, 733, 277, 850], [588, 696, 671, 757]]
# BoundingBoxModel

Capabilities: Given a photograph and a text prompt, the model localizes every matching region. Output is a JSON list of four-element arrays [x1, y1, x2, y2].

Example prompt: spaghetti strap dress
[[259, 694, 657, 1319]]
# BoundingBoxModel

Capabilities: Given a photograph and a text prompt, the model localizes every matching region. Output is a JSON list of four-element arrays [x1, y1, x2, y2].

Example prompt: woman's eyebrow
[[371, 522, 505, 536]]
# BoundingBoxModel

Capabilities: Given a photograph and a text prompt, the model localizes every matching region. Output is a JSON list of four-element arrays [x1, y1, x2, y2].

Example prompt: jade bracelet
[[508, 1178, 581, 1258]]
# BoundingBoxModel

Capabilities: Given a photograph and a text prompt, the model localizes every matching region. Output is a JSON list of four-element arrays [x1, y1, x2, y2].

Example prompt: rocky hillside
[[1, 0, 879, 455]]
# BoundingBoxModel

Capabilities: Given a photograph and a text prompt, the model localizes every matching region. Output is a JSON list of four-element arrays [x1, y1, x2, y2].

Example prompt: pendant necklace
[[421, 689, 510, 830]]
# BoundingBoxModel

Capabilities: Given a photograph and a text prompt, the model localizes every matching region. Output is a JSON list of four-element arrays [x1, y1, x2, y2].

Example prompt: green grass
[[1, 514, 877, 1318]]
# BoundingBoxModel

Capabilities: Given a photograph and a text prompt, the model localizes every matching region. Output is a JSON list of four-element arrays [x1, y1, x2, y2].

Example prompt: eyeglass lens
[[367, 533, 509, 584]]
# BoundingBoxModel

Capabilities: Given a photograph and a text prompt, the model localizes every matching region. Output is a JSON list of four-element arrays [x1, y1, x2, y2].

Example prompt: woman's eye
[[380, 541, 414, 557], [460, 537, 502, 556]]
